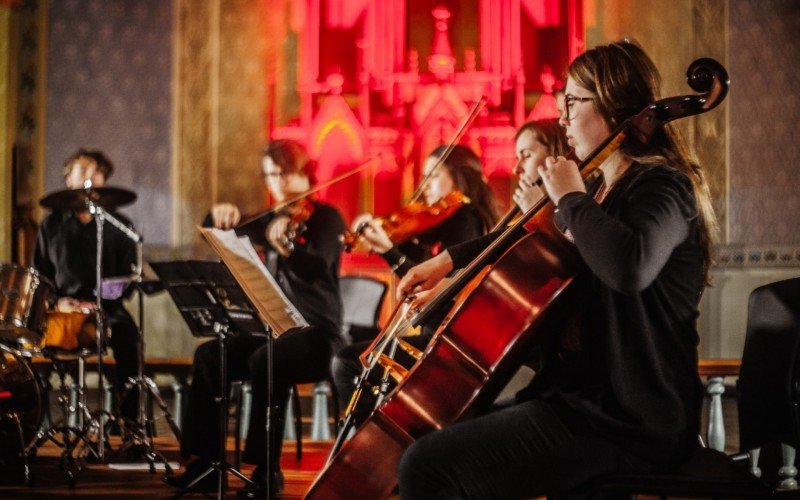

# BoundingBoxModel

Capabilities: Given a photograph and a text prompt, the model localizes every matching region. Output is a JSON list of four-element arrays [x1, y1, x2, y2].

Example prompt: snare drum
[[0, 343, 44, 459], [0, 263, 54, 346]]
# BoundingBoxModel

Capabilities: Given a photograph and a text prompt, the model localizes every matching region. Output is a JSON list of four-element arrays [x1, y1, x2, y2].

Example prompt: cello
[[307, 58, 729, 499]]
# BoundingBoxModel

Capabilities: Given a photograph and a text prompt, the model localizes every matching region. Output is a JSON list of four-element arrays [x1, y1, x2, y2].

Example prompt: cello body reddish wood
[[307, 205, 581, 499]]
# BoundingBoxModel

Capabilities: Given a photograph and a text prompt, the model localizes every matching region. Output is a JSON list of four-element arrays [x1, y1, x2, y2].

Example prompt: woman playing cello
[[396, 41, 718, 498]]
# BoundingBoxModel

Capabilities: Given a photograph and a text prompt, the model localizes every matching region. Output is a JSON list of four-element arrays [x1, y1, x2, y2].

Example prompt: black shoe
[[236, 467, 283, 498], [162, 459, 217, 492], [123, 442, 150, 462]]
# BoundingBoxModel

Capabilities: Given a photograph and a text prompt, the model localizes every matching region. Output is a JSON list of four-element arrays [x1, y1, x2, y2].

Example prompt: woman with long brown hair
[[396, 41, 717, 498], [331, 144, 498, 428]]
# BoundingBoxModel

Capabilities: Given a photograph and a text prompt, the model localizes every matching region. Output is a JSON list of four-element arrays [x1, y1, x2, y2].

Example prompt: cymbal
[[39, 186, 136, 210]]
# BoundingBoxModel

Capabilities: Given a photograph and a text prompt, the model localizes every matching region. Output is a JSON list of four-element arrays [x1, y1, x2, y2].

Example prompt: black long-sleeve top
[[447, 163, 705, 467], [380, 204, 486, 336], [33, 210, 137, 306], [379, 204, 486, 278], [205, 200, 345, 338]]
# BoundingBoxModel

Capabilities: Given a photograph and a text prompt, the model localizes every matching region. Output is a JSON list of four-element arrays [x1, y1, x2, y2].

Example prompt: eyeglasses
[[563, 94, 595, 121], [263, 170, 288, 180]]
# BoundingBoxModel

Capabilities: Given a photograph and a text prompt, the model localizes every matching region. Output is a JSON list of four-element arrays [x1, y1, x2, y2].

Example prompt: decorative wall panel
[[728, 0, 800, 245], [173, 0, 215, 247], [45, 0, 172, 245], [216, 0, 269, 216]]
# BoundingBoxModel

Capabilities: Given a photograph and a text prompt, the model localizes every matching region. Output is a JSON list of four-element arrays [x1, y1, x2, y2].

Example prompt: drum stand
[[25, 349, 113, 488]]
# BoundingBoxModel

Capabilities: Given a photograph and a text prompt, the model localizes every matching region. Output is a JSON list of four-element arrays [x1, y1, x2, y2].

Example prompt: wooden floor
[[0, 385, 740, 498], [0, 436, 330, 498]]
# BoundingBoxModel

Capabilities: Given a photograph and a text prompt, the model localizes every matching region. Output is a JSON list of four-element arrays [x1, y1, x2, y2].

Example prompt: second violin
[[341, 190, 470, 252]]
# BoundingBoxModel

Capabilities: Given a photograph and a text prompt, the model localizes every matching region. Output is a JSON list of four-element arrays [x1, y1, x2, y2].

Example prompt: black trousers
[[397, 399, 653, 499], [106, 305, 140, 422], [181, 325, 342, 468]]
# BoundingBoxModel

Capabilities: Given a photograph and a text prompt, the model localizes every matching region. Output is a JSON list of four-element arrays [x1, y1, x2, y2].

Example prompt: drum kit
[[0, 183, 177, 487]]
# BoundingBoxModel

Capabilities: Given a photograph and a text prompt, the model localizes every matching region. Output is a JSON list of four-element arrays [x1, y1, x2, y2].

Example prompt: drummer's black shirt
[[32, 210, 137, 303]]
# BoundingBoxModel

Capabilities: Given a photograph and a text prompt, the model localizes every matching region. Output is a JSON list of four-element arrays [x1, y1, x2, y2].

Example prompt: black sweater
[[379, 203, 486, 278], [447, 163, 704, 466]]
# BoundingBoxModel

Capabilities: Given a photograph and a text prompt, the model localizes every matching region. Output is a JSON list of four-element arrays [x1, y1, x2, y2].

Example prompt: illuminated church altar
[[270, 0, 583, 227]]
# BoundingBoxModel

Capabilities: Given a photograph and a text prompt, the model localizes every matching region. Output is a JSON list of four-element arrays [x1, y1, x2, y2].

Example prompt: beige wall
[[585, 0, 728, 241], [173, 0, 283, 248], [1, 7, 13, 261]]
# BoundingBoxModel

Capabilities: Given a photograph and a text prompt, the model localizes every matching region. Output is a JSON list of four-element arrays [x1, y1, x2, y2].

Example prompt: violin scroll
[[279, 196, 316, 253]]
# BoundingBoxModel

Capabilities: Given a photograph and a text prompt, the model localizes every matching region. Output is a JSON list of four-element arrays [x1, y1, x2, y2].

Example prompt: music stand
[[150, 260, 267, 498]]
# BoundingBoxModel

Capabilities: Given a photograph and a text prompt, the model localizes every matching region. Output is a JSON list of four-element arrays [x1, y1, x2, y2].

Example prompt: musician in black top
[[33, 149, 141, 423], [330, 145, 499, 427], [166, 139, 345, 498], [396, 41, 718, 498]]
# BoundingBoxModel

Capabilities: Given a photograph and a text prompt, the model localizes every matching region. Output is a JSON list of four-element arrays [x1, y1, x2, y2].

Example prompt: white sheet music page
[[198, 227, 308, 336]]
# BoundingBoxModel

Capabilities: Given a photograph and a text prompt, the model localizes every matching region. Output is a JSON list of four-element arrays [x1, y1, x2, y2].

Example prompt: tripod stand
[[182, 323, 258, 497], [88, 203, 177, 473], [151, 260, 274, 499], [113, 270, 181, 472]]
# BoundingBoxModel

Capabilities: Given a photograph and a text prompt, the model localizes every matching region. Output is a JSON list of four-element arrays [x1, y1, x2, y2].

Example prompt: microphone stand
[[86, 187, 176, 471]]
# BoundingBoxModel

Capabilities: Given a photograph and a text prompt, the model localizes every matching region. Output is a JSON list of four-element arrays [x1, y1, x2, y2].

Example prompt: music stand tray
[[150, 260, 267, 338]]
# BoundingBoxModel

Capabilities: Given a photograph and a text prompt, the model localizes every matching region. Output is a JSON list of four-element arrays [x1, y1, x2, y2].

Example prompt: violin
[[277, 195, 317, 252], [341, 97, 487, 253], [341, 190, 470, 252]]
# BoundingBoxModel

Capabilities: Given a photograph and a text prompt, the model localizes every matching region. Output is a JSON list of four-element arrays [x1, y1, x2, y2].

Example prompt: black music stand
[[150, 260, 268, 499]]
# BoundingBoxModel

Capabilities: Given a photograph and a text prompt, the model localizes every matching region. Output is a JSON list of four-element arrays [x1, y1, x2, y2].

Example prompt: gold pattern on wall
[[217, 0, 269, 216], [692, 0, 727, 245], [0, 7, 11, 261], [173, 0, 216, 246], [173, 0, 287, 246], [585, 0, 729, 246]]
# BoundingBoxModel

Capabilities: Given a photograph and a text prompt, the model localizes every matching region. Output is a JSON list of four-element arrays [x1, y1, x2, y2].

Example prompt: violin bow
[[236, 154, 381, 229], [407, 95, 488, 203]]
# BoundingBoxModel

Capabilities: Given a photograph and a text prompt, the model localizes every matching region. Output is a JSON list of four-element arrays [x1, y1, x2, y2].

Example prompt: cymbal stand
[[91, 202, 177, 473]]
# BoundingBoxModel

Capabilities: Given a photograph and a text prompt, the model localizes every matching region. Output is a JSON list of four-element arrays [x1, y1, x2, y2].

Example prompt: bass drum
[[0, 344, 44, 459]]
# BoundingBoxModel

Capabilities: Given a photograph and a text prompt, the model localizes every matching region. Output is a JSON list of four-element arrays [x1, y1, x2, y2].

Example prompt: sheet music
[[198, 227, 308, 336]]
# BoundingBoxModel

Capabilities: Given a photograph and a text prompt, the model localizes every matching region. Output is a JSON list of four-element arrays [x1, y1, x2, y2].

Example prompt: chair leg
[[232, 381, 243, 470], [329, 377, 340, 424], [311, 382, 331, 440], [292, 385, 302, 460]]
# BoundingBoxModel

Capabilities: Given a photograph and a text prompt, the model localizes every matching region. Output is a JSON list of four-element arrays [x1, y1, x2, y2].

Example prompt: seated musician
[[330, 144, 499, 426], [32, 149, 141, 427], [165, 139, 346, 498], [331, 129, 568, 428], [395, 41, 717, 498]]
